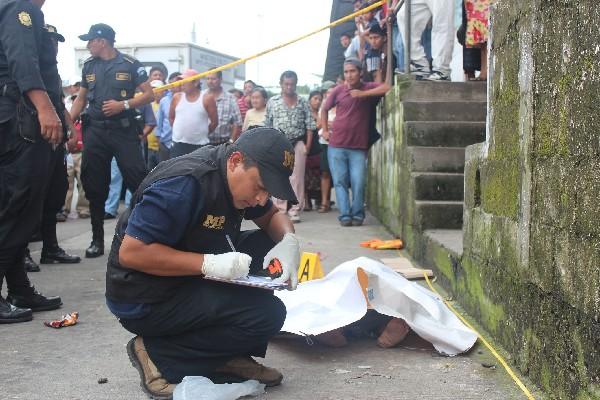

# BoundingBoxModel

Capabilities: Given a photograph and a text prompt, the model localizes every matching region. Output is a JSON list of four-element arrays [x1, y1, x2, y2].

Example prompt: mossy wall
[[461, 1, 600, 398], [369, 1, 599, 398]]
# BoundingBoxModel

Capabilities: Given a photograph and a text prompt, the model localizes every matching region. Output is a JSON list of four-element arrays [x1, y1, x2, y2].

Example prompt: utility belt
[[83, 110, 142, 133]]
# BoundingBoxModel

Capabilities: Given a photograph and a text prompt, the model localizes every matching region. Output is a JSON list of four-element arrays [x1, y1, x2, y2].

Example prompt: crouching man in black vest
[[106, 127, 300, 399]]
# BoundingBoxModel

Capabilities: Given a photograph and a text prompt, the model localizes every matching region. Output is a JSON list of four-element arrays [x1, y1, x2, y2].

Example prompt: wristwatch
[[123, 100, 130, 110]]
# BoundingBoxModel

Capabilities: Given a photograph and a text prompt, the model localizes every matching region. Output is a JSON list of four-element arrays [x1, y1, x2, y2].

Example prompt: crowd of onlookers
[[339, 0, 490, 82], [56, 69, 343, 229], [55, 0, 491, 234]]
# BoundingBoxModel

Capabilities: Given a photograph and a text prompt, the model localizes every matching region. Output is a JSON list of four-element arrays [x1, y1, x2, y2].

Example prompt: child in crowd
[[242, 86, 269, 131]]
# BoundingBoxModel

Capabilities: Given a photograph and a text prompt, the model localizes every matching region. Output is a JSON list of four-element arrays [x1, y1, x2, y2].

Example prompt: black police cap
[[234, 127, 298, 204], [45, 24, 65, 42], [79, 23, 116, 42]]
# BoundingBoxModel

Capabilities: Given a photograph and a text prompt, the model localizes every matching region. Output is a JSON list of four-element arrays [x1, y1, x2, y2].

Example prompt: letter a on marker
[[297, 252, 324, 283]]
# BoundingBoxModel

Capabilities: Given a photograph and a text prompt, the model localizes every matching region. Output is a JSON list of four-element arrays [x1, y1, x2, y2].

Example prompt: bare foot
[[377, 318, 411, 348]]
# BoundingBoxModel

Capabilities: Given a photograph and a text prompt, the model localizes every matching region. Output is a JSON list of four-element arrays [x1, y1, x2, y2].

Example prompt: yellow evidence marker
[[297, 252, 324, 283]]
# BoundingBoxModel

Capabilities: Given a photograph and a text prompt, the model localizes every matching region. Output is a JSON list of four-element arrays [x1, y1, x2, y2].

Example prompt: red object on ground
[[44, 312, 79, 329]]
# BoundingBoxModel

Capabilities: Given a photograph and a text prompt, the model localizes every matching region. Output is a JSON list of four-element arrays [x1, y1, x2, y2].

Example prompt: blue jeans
[[328, 147, 367, 222], [105, 157, 132, 216]]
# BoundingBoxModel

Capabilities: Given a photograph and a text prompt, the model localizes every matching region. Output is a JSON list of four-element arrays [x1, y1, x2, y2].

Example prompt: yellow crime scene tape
[[153, 0, 384, 93], [420, 269, 536, 399]]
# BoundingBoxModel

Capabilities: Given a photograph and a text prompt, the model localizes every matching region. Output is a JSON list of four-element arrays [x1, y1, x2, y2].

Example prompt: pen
[[225, 234, 248, 279], [225, 234, 236, 252]]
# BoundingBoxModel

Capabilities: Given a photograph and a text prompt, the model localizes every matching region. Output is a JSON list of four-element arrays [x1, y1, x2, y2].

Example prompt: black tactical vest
[[106, 145, 246, 303]]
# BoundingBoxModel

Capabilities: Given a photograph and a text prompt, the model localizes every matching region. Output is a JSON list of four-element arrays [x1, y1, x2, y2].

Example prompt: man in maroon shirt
[[321, 57, 390, 226]]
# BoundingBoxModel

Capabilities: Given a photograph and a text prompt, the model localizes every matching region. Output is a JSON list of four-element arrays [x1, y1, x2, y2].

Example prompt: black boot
[[7, 287, 62, 312], [85, 241, 104, 258], [24, 248, 40, 272], [0, 297, 32, 323], [40, 246, 81, 264]]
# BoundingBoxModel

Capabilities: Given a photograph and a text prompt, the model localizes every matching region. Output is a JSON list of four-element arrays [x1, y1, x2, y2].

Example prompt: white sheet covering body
[[276, 257, 477, 356]]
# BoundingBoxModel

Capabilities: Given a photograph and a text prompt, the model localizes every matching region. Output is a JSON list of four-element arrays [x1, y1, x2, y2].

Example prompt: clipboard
[[204, 274, 289, 291]]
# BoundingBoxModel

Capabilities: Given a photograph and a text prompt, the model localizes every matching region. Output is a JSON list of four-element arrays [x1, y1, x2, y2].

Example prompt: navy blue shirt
[[106, 174, 273, 318]]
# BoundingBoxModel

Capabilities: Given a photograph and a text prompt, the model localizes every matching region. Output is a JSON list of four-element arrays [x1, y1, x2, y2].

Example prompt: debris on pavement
[[330, 368, 352, 374], [43, 312, 79, 329]]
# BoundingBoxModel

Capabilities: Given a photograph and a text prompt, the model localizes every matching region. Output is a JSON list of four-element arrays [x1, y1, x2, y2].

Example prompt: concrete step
[[403, 101, 487, 122], [401, 80, 487, 102], [409, 146, 466, 173], [414, 200, 463, 230], [423, 229, 463, 256], [412, 172, 464, 201], [405, 121, 486, 147]]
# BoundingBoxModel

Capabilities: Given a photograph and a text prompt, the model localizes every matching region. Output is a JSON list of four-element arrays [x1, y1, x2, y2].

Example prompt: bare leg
[[319, 171, 332, 211], [478, 44, 488, 80]]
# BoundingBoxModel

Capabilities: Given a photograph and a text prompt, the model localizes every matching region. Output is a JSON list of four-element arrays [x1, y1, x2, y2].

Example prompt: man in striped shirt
[[265, 70, 316, 223]]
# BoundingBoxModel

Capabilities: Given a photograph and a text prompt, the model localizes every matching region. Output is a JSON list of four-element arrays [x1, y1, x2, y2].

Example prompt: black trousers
[[0, 117, 51, 293], [158, 143, 171, 162], [81, 123, 147, 242], [118, 230, 286, 383], [40, 145, 68, 250], [170, 142, 205, 159]]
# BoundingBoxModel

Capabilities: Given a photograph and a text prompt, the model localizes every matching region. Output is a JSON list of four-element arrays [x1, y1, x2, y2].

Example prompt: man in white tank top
[[169, 69, 218, 158]]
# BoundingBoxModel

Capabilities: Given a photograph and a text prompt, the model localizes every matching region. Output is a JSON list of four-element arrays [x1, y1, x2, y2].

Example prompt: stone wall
[[368, 1, 600, 398], [460, 1, 599, 398]]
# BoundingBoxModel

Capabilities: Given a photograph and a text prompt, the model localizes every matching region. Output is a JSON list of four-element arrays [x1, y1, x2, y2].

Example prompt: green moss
[[540, 362, 553, 393], [432, 245, 456, 286], [481, 161, 520, 218], [489, 45, 521, 161], [460, 258, 507, 335], [534, 112, 556, 158], [573, 333, 589, 387]]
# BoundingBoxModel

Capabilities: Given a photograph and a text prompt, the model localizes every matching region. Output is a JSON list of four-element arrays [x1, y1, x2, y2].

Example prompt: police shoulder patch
[[18, 11, 32, 27]]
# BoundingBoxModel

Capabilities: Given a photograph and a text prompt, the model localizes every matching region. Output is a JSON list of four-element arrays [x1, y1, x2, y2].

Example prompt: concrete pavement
[[1, 207, 539, 399]]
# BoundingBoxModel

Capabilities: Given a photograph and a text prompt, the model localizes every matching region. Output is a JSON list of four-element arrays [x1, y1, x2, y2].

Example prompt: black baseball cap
[[45, 24, 64, 42], [235, 127, 298, 204], [79, 23, 116, 42]]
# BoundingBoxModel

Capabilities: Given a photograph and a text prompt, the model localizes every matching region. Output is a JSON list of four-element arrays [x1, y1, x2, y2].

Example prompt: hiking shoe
[[340, 219, 352, 227], [424, 71, 449, 81], [409, 62, 431, 76], [352, 219, 364, 227], [215, 356, 283, 387], [127, 336, 176, 400]]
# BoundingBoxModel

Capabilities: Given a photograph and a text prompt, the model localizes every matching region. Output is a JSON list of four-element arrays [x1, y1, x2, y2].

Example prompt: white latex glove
[[262, 233, 300, 290], [202, 252, 251, 280]]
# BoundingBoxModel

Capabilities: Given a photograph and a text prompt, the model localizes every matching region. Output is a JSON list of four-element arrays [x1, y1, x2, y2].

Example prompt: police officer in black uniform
[[0, 0, 63, 323], [69, 23, 153, 259], [23, 24, 82, 270], [106, 128, 300, 398]]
